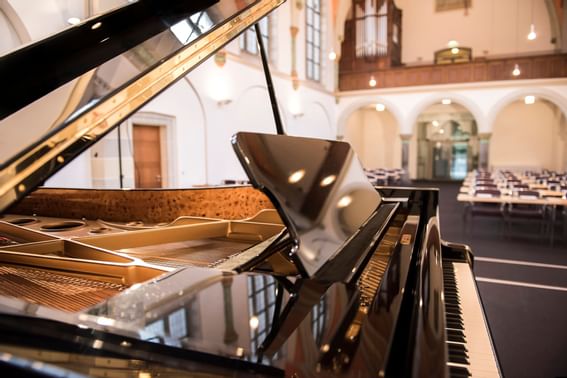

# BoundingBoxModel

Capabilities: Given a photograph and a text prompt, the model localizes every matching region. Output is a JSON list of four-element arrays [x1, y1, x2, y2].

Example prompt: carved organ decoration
[[339, 0, 402, 89]]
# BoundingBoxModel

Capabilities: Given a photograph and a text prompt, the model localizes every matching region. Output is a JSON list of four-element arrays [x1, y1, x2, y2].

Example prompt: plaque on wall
[[435, 0, 471, 12]]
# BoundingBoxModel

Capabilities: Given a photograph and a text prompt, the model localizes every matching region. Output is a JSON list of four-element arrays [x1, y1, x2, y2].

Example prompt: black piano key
[[446, 320, 464, 330], [448, 353, 469, 365], [447, 329, 466, 343], [448, 342, 468, 354], [446, 314, 464, 323], [449, 365, 472, 377], [448, 345, 469, 358], [445, 296, 461, 304]]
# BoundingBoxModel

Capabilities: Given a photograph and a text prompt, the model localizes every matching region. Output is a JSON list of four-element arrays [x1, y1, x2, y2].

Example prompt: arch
[[183, 77, 209, 184], [411, 96, 481, 180], [314, 101, 332, 133], [337, 97, 404, 138], [308, 101, 333, 138], [486, 87, 567, 131], [0, 1, 32, 44], [287, 100, 333, 139], [489, 91, 567, 172], [407, 92, 487, 134], [341, 102, 402, 170]]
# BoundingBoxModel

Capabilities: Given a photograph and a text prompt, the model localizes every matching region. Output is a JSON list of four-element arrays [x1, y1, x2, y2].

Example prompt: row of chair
[[364, 168, 405, 186], [464, 188, 565, 241]]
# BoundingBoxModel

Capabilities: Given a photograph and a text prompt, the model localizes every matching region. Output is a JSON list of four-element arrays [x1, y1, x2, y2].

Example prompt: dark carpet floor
[[414, 181, 567, 378]]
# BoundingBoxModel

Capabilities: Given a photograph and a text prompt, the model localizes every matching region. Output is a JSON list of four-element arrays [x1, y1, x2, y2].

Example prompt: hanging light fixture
[[527, 24, 537, 40], [527, 0, 537, 40], [512, 64, 521, 76], [368, 76, 377, 87]]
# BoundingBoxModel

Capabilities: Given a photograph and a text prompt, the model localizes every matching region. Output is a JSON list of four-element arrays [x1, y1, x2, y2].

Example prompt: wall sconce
[[289, 92, 304, 118], [208, 65, 232, 106], [217, 99, 232, 107], [328, 50, 337, 61]]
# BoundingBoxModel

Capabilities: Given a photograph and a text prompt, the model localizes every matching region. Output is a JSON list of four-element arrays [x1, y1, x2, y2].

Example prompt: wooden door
[[133, 124, 162, 188]]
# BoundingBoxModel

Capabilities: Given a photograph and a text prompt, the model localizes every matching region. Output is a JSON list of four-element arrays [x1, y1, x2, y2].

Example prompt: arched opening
[[414, 102, 478, 180], [490, 97, 567, 172], [343, 104, 401, 170]]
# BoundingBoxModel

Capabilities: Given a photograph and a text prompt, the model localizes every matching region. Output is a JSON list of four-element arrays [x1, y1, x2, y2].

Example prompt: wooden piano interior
[[0, 186, 284, 312]]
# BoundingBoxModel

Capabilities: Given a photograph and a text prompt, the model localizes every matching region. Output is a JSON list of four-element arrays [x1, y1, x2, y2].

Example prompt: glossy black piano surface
[[0, 1, 500, 377]]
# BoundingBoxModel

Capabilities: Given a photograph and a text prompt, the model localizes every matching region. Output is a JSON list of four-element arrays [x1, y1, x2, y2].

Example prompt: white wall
[[393, 0, 554, 64], [344, 108, 401, 169], [45, 150, 92, 188], [490, 99, 566, 171], [0, 7, 21, 55]]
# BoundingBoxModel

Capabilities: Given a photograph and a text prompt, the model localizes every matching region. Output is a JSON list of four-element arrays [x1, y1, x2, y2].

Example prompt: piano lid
[[232, 132, 383, 278], [0, 0, 285, 213]]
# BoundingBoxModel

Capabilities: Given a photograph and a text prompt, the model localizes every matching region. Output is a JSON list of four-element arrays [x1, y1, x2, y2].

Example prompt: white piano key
[[447, 262, 501, 377]]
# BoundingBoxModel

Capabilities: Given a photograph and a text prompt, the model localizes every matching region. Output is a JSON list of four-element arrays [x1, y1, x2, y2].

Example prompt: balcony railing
[[338, 53, 567, 91]]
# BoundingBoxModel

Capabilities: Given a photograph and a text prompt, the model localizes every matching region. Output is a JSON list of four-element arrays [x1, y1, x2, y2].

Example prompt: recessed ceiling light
[[524, 95, 535, 105], [320, 175, 336, 187], [288, 169, 305, 184], [441, 99, 452, 105], [375, 103, 386, 112]]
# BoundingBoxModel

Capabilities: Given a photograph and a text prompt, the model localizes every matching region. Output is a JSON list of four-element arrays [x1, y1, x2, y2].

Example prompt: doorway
[[416, 102, 478, 181], [133, 124, 163, 188]]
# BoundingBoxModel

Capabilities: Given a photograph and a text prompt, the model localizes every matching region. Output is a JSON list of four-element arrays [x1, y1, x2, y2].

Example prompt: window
[[247, 275, 277, 357], [311, 295, 327, 345], [306, 0, 321, 81], [240, 17, 270, 56]]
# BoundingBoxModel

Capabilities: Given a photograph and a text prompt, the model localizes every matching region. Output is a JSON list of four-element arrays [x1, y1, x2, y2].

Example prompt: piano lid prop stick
[[255, 23, 285, 135]]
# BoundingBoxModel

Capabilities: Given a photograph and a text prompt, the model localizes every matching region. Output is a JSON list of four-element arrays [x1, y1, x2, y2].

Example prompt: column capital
[[478, 132, 492, 141], [400, 134, 412, 142], [290, 26, 299, 37]]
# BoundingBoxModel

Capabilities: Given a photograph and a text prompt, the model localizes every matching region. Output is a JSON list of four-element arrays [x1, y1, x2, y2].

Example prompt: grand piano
[[0, 1, 500, 376]]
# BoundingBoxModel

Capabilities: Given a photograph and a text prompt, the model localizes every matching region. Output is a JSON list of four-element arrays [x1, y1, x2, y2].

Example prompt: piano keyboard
[[443, 260, 501, 377]]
